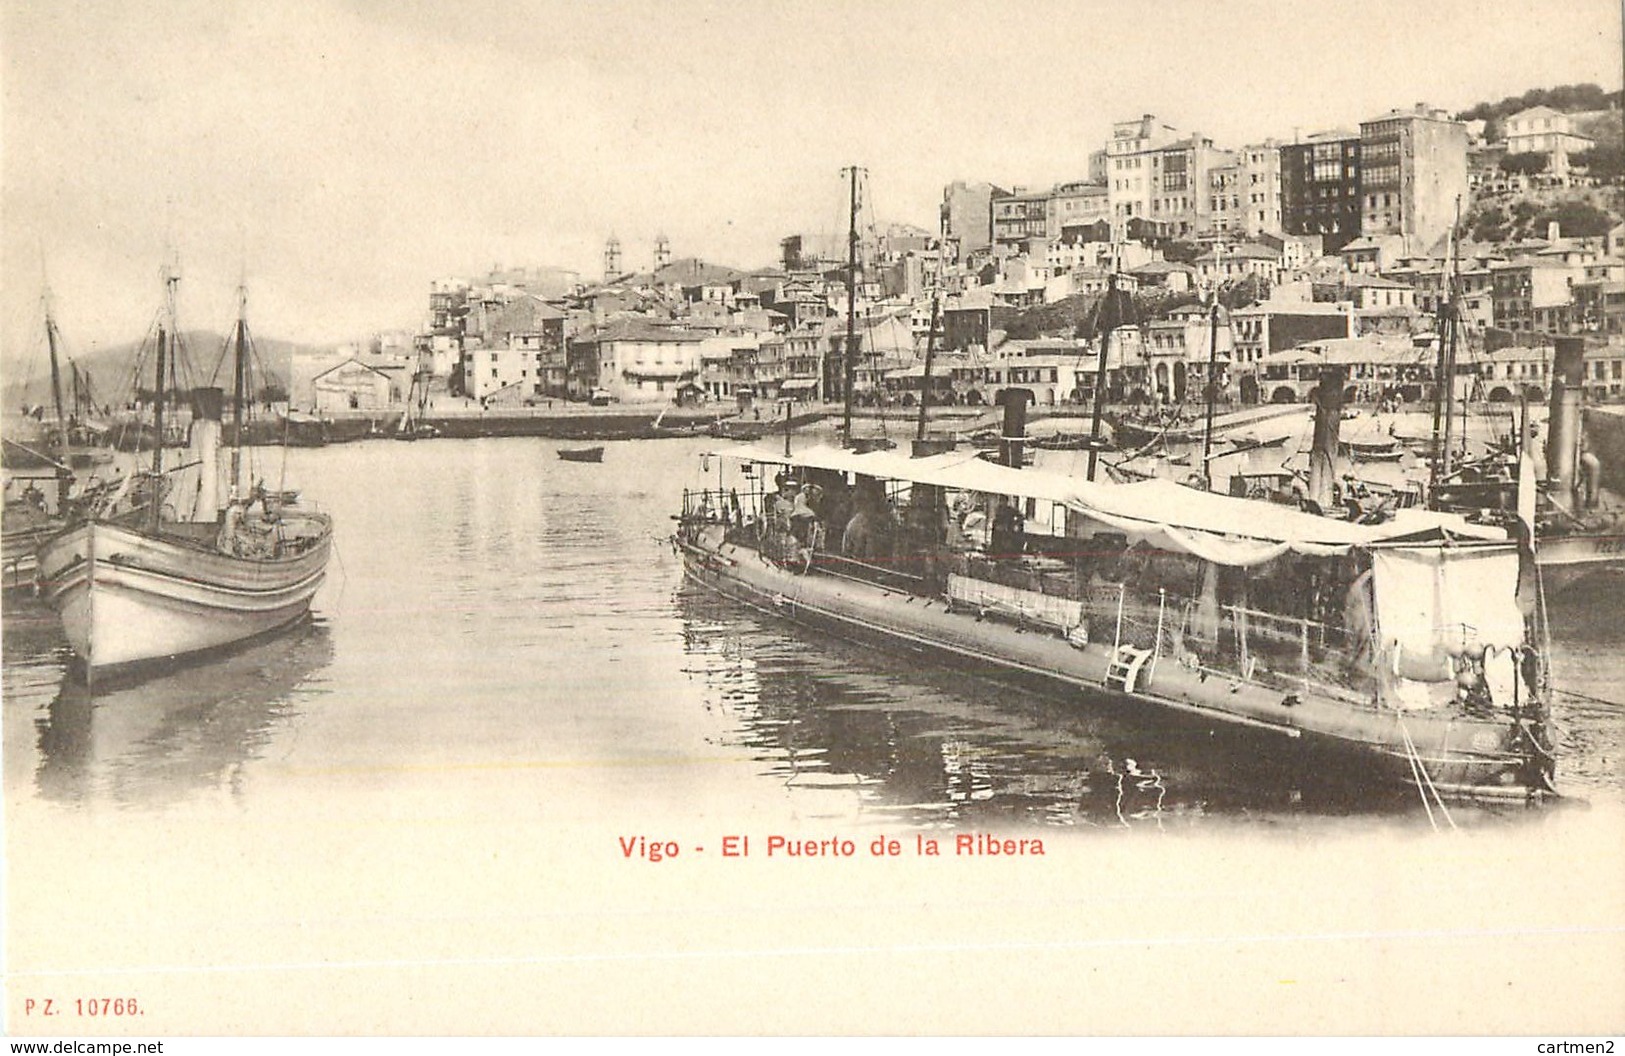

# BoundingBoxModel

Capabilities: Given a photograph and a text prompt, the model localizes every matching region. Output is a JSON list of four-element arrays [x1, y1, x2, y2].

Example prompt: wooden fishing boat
[[1110, 413, 1205, 448], [36, 273, 332, 678], [1, 287, 106, 585], [674, 442, 1557, 802], [557, 445, 605, 463], [2, 494, 58, 592]]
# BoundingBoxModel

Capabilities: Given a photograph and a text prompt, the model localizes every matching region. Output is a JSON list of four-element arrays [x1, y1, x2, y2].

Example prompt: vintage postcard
[[3, 0, 1623, 1042]]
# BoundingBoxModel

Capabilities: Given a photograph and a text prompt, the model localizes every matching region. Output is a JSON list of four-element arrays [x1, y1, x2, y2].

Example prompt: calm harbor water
[[3, 434, 1622, 827]]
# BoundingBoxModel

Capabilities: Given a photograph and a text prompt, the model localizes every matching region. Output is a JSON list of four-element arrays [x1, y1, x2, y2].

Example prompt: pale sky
[[2, 0, 1621, 360]]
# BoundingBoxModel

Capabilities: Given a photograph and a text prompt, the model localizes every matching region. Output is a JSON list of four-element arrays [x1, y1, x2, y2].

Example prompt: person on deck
[[990, 504, 1025, 560], [841, 479, 896, 561]]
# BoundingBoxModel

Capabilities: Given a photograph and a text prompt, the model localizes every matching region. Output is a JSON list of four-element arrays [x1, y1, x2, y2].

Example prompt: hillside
[[1456, 82, 1624, 139], [1467, 187, 1625, 243], [5, 328, 323, 414]]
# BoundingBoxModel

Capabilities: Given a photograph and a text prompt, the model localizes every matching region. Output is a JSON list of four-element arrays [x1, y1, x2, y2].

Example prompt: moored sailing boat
[[393, 360, 439, 441], [36, 269, 333, 677], [2, 287, 99, 590]]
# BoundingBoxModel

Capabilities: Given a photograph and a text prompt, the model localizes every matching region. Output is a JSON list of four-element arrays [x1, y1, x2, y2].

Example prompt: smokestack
[[1547, 337, 1586, 499], [997, 388, 1033, 469], [1308, 364, 1346, 511], [190, 386, 224, 521]]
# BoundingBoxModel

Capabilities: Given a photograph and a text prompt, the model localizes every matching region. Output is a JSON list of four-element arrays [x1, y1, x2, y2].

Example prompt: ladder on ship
[[1105, 644, 1154, 694]]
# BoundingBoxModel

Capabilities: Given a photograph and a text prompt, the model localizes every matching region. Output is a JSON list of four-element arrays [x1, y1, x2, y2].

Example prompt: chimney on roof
[[1548, 220, 1561, 242]]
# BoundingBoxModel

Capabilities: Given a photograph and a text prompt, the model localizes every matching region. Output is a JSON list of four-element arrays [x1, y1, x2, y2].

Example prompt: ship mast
[[151, 333, 168, 531], [842, 165, 863, 448], [43, 288, 72, 506], [1200, 245, 1225, 489], [1429, 198, 1463, 497], [1086, 240, 1122, 482], [231, 283, 249, 497], [150, 260, 182, 531], [914, 284, 941, 442]]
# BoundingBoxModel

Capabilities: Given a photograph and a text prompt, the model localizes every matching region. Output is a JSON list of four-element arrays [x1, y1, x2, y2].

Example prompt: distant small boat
[[707, 418, 768, 441], [557, 446, 604, 463], [1343, 439, 1404, 462]]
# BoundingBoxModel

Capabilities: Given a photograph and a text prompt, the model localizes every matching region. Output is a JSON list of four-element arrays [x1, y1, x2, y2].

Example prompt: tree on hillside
[[1154, 240, 1203, 265], [1469, 204, 1511, 242], [1500, 152, 1548, 176], [1135, 288, 1201, 319], [1005, 294, 1100, 340], [1219, 274, 1270, 309], [1546, 200, 1616, 238], [1457, 82, 1618, 124], [1572, 147, 1625, 182]]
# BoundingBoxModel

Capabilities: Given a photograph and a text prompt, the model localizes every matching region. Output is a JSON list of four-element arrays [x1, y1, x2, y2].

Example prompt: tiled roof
[[653, 258, 748, 287], [577, 318, 704, 344]]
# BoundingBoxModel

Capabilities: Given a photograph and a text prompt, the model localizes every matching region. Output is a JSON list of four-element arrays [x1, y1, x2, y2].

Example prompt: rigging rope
[[1398, 717, 1456, 830]]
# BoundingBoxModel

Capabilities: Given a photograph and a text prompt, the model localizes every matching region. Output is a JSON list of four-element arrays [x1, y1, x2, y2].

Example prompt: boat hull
[[3, 519, 59, 593], [678, 531, 1549, 800], [1535, 529, 1625, 593], [37, 517, 331, 674]]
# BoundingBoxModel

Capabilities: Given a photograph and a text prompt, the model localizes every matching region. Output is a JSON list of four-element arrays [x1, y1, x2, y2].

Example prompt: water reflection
[[32, 619, 333, 807], [2, 436, 1617, 824], [674, 583, 1437, 830]]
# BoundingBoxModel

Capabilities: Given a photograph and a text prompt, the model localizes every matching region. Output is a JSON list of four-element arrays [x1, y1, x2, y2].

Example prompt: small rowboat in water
[[557, 446, 605, 463]]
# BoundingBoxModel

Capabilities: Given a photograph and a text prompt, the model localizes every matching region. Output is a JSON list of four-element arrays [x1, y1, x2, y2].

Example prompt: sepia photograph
[[3, 0, 1623, 1042]]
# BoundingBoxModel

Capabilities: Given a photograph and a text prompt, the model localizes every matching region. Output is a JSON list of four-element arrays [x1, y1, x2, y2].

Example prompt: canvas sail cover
[[1370, 545, 1526, 672], [723, 443, 1504, 567]]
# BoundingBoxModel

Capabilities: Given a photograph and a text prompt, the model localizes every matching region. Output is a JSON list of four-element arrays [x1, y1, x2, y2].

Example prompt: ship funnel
[[997, 388, 1034, 469], [190, 386, 225, 520], [1546, 337, 1585, 503], [1308, 364, 1346, 511]]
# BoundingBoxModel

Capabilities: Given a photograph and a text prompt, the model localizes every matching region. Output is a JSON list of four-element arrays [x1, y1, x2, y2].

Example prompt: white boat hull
[[37, 517, 331, 673]]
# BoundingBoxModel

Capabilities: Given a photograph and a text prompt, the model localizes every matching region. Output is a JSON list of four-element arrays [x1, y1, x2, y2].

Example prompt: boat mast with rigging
[[841, 165, 864, 449]]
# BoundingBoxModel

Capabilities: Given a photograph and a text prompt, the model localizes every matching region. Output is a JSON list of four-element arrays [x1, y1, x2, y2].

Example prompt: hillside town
[[289, 97, 1625, 420]]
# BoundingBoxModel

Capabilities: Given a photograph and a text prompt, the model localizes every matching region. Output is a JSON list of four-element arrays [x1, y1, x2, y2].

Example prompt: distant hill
[[4, 328, 329, 415]]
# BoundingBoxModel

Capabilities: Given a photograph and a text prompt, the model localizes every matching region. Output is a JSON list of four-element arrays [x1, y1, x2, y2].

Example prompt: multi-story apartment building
[[1192, 243, 1282, 288], [1140, 135, 1229, 238], [1583, 343, 1625, 400], [1491, 258, 1578, 335], [983, 339, 1088, 407], [1239, 141, 1283, 239], [940, 181, 1006, 263], [1048, 181, 1109, 240], [783, 323, 828, 401], [566, 318, 705, 403], [1504, 106, 1596, 177], [1280, 131, 1362, 252], [1358, 105, 1468, 253], [1105, 114, 1185, 232], [1142, 306, 1236, 402], [1574, 280, 1625, 335], [992, 187, 1051, 253], [1206, 153, 1244, 236], [1229, 301, 1355, 378]]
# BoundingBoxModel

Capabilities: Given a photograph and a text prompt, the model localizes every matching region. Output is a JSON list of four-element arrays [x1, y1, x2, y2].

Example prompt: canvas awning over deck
[[719, 442, 1504, 567]]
